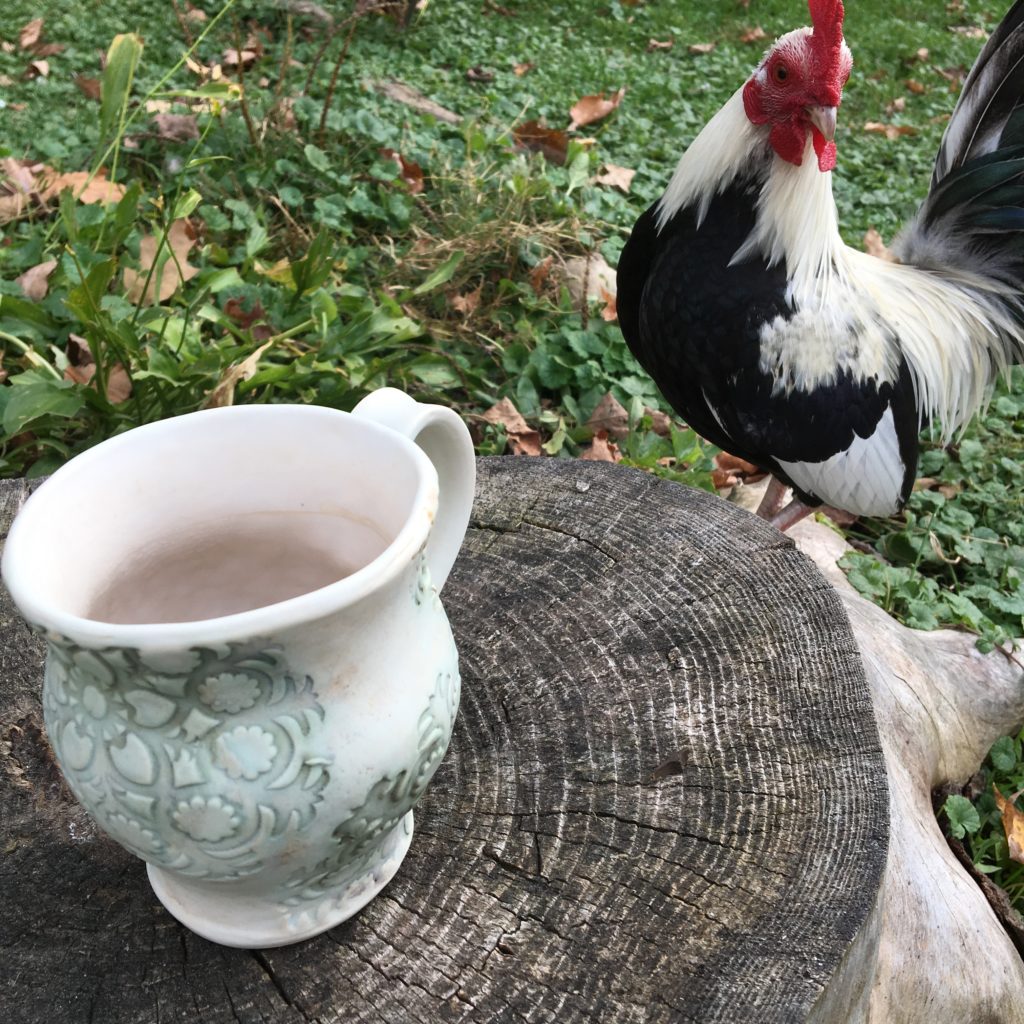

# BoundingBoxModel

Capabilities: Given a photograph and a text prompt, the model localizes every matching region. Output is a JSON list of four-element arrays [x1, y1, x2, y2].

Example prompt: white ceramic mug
[[1, 389, 475, 948]]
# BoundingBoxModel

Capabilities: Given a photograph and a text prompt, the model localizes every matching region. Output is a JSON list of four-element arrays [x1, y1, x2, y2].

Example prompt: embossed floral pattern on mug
[[43, 641, 334, 880]]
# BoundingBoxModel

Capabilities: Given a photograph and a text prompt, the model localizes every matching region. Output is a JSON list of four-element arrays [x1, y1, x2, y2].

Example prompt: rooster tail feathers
[[933, 1, 1024, 183], [892, 2, 1024, 434]]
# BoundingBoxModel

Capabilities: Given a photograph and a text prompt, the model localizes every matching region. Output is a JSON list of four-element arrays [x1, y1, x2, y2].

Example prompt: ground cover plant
[[1, 0, 1022, 905]]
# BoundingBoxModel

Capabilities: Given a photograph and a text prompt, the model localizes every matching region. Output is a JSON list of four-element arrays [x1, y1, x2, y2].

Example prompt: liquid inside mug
[[0, 389, 475, 948]]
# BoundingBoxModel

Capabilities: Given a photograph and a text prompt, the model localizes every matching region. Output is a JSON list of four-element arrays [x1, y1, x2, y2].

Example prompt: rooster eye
[[773, 64, 790, 84]]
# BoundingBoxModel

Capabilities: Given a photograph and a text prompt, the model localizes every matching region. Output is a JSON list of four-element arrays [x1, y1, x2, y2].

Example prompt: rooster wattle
[[617, 0, 1024, 529]]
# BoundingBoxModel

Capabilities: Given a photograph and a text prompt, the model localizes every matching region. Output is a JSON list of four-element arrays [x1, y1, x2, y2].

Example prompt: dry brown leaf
[[24, 59, 50, 79], [205, 340, 275, 409], [31, 42, 64, 57], [716, 452, 763, 477], [450, 284, 482, 316], [185, 2, 209, 23], [62, 337, 133, 404], [528, 254, 554, 296], [15, 259, 57, 301], [645, 407, 672, 436], [0, 194, 28, 223], [482, 397, 542, 456], [594, 163, 636, 192], [741, 26, 767, 43], [512, 119, 568, 165], [2, 157, 40, 195], [600, 287, 617, 322], [380, 148, 425, 194], [513, 61, 534, 76], [864, 121, 917, 140], [587, 393, 629, 439], [73, 74, 101, 100], [568, 88, 625, 131], [915, 47, 930, 61], [646, 38, 674, 51], [41, 170, 126, 205], [466, 66, 494, 83], [688, 42, 716, 55], [994, 787, 1024, 865], [124, 220, 199, 304], [906, 78, 926, 95], [864, 227, 896, 262], [951, 25, 987, 39], [224, 297, 270, 332], [581, 429, 621, 463], [223, 47, 259, 68], [886, 96, 907, 116], [0, 74, 12, 86], [153, 113, 200, 141], [19, 18, 43, 51]]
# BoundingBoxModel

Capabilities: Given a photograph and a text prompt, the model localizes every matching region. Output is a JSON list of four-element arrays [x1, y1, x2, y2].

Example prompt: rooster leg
[[754, 476, 790, 520], [769, 498, 815, 533]]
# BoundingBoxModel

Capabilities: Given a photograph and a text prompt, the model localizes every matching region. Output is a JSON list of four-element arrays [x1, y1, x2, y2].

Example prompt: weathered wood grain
[[0, 460, 888, 1023]]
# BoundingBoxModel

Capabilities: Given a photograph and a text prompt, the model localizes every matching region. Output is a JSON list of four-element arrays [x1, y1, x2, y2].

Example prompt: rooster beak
[[807, 105, 838, 141]]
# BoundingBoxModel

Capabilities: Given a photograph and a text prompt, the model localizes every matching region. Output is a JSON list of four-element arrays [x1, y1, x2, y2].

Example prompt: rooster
[[617, 0, 1024, 529]]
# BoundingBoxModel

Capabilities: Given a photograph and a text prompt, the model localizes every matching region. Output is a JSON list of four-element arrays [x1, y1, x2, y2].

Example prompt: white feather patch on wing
[[775, 406, 906, 516]]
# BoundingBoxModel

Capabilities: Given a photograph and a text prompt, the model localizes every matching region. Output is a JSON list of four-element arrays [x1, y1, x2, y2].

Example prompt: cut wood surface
[[0, 459, 889, 1023]]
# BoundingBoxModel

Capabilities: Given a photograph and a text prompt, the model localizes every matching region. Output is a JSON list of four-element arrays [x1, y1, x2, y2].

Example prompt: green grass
[[1, 0, 1022, 906]]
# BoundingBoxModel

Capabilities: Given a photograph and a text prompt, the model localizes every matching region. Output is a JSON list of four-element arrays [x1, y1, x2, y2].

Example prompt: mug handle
[[352, 388, 476, 592]]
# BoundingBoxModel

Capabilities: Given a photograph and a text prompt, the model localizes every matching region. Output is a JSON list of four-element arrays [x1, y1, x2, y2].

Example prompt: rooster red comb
[[808, 0, 847, 104]]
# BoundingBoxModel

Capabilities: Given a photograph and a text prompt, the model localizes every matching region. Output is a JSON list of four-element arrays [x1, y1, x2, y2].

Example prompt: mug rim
[[1, 404, 438, 649]]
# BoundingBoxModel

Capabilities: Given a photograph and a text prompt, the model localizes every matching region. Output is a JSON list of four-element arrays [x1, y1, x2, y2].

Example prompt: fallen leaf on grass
[[74, 74, 101, 100], [587, 393, 629, 438], [224, 297, 272, 336], [513, 61, 534, 76], [994, 787, 1024, 864], [581, 429, 621, 463], [568, 88, 625, 130], [905, 78, 926, 95], [864, 227, 896, 262], [380, 148, 425, 194], [864, 121, 917, 140], [19, 18, 43, 51], [153, 113, 200, 141], [646, 38, 674, 51], [482, 397, 542, 456], [741, 26, 767, 43], [124, 220, 199, 304], [466, 66, 494, 83], [63, 333, 132, 404], [41, 169, 126, 205], [600, 287, 617, 322], [449, 284, 482, 316], [15, 259, 57, 301], [24, 59, 50, 79], [915, 47, 930, 61], [951, 25, 988, 39], [885, 96, 906, 116], [223, 47, 260, 69], [31, 42, 64, 57], [528, 254, 553, 295], [512, 119, 568, 165], [205, 339, 275, 408], [688, 42, 716, 55], [594, 163, 635, 192]]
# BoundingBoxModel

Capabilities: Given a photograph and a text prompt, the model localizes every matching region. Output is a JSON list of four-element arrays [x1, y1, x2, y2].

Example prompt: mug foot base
[[146, 811, 415, 948]]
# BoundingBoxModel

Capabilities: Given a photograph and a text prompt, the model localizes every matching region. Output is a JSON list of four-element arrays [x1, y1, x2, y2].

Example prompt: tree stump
[[0, 459, 889, 1023]]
